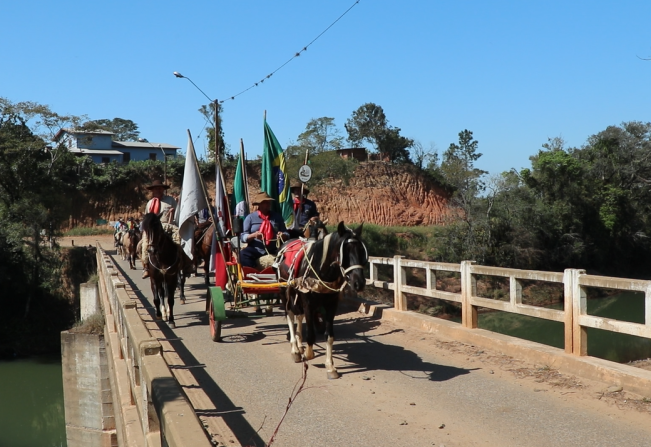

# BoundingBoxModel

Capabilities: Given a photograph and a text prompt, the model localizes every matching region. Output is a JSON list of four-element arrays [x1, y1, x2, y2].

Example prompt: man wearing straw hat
[[240, 191, 290, 268], [141, 179, 178, 278]]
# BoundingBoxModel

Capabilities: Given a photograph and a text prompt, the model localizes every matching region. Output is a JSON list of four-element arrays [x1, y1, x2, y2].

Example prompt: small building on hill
[[336, 147, 367, 162], [53, 129, 179, 164]]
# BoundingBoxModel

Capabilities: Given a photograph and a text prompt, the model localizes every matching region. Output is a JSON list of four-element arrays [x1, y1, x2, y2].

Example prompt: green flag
[[233, 144, 249, 219], [262, 119, 293, 227]]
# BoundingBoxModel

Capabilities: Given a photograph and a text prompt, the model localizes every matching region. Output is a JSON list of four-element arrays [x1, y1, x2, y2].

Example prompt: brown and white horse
[[277, 221, 367, 379], [122, 229, 141, 270]]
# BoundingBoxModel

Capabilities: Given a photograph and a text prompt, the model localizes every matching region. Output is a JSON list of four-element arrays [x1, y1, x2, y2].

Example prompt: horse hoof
[[169, 321, 176, 328], [155, 315, 162, 320], [327, 371, 340, 380], [181, 299, 186, 304], [291, 353, 302, 363]]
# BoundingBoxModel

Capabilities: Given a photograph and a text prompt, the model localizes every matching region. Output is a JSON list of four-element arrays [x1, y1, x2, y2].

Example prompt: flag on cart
[[209, 166, 231, 290], [178, 132, 208, 260], [262, 119, 293, 227], [233, 144, 249, 220]]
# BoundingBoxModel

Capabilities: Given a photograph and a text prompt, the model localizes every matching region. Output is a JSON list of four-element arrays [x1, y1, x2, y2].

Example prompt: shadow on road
[[318, 315, 475, 382], [112, 255, 266, 447]]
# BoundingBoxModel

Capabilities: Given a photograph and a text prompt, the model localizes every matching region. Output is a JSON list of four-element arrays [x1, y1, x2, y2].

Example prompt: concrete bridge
[[61, 245, 651, 447]]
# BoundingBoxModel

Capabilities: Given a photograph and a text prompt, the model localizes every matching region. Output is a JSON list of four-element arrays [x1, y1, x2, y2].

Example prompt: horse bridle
[[146, 230, 179, 277], [336, 237, 368, 277]]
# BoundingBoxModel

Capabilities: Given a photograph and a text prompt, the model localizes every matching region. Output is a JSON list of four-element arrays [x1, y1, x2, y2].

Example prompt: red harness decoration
[[278, 239, 307, 280]]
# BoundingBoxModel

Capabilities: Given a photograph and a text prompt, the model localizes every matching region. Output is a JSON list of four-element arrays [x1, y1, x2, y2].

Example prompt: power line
[[219, 0, 360, 104]]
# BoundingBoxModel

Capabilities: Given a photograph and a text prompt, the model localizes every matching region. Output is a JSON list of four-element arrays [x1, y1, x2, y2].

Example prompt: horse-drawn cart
[[206, 221, 329, 342]]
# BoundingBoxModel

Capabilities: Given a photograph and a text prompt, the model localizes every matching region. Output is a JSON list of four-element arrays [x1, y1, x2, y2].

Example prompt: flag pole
[[296, 148, 310, 228], [186, 129, 235, 293]]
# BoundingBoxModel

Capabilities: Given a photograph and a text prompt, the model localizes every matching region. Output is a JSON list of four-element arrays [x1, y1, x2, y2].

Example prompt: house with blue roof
[[53, 129, 180, 164]]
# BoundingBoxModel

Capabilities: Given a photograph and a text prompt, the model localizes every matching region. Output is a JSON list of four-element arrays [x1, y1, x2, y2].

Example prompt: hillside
[[65, 161, 452, 228]]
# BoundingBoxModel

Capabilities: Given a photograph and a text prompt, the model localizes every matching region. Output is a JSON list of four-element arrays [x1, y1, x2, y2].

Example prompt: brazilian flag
[[262, 119, 293, 227]]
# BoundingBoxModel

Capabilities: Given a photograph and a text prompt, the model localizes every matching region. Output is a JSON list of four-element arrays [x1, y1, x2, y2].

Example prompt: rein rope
[[291, 232, 367, 293]]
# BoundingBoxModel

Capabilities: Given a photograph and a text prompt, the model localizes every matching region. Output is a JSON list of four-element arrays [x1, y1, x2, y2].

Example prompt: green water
[[0, 356, 66, 447], [474, 291, 651, 363]]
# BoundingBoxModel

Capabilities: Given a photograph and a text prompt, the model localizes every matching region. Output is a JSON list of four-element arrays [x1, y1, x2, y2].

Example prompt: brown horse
[[194, 221, 215, 287], [122, 229, 141, 270]]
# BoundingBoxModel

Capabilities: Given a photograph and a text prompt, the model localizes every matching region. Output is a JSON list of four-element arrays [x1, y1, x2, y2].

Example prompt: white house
[[53, 129, 179, 164]]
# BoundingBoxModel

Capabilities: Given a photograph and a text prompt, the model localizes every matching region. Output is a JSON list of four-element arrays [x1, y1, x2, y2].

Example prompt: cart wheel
[[209, 301, 222, 342]]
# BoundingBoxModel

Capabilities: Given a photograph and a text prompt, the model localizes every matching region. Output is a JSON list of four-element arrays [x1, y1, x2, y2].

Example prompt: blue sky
[[3, 0, 651, 175]]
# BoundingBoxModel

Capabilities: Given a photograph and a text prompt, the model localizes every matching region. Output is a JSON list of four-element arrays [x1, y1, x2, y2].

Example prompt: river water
[[0, 356, 66, 447], [475, 291, 651, 363]]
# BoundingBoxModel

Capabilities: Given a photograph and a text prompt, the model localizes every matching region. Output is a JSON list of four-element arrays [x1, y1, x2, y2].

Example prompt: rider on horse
[[141, 179, 178, 278]]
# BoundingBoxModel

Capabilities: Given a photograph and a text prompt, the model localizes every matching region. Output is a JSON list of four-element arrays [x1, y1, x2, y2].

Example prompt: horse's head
[[306, 218, 329, 240], [336, 221, 367, 292]]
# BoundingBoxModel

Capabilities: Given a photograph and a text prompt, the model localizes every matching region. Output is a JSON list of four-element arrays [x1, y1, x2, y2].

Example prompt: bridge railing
[[96, 245, 212, 447], [366, 256, 651, 356]]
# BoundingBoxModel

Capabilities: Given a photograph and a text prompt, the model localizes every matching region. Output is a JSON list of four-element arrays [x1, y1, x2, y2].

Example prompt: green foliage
[[199, 102, 231, 163], [286, 150, 358, 187], [79, 118, 140, 141], [345, 103, 414, 164], [292, 117, 344, 155]]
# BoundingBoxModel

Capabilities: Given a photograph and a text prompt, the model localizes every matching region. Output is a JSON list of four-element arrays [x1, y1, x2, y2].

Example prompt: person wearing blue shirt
[[240, 192, 289, 268]]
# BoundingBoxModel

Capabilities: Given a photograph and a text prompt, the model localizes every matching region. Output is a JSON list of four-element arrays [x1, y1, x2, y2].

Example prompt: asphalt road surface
[[106, 245, 651, 447]]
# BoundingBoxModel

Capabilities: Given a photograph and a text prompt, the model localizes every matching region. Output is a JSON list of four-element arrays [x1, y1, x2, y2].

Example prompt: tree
[[345, 103, 413, 163], [439, 130, 488, 261], [297, 117, 344, 154], [79, 118, 140, 141], [199, 102, 230, 162]]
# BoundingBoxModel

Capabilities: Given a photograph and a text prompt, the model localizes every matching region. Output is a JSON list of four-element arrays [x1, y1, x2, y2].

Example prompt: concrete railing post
[[394, 256, 406, 311], [563, 269, 573, 354], [80, 281, 100, 321], [510, 276, 522, 305], [369, 261, 377, 283], [570, 269, 587, 356], [426, 268, 435, 292], [461, 261, 477, 328]]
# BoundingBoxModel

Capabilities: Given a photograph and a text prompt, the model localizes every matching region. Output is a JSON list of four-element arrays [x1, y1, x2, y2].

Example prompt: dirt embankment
[[65, 161, 452, 228]]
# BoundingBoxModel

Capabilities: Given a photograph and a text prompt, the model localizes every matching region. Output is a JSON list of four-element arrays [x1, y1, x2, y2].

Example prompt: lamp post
[[173, 72, 220, 162]]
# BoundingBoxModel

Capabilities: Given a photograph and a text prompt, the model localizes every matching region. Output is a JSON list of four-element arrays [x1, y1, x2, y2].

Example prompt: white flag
[[178, 132, 207, 260]]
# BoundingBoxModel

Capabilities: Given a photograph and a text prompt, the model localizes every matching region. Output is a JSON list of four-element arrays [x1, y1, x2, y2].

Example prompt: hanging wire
[[219, 0, 360, 103]]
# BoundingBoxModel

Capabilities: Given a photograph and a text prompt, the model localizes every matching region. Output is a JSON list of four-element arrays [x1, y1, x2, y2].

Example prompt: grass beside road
[[64, 227, 114, 237]]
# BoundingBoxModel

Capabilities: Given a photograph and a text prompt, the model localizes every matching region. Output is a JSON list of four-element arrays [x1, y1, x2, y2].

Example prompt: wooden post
[[461, 261, 477, 328], [393, 256, 406, 311]]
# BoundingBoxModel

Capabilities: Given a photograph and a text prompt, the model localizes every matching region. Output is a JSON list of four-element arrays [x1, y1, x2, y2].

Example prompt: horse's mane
[[303, 223, 359, 281], [142, 212, 161, 241]]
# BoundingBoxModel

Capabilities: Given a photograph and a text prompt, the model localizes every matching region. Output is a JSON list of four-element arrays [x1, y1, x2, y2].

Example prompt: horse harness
[[277, 232, 367, 295], [147, 232, 180, 277]]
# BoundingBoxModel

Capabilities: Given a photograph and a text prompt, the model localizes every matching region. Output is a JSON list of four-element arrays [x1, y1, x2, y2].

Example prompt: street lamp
[[173, 71, 220, 161]]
